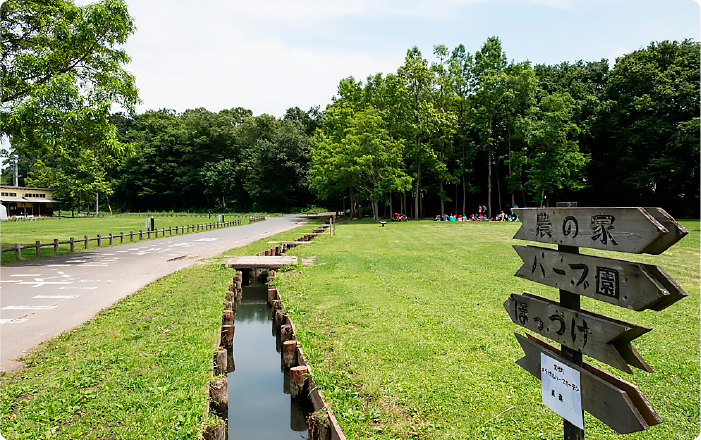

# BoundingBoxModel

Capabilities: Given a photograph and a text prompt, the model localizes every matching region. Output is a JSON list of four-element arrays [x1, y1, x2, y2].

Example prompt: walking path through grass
[[274, 219, 700, 440]]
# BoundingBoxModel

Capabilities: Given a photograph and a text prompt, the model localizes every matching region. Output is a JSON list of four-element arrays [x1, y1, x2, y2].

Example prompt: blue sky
[[115, 0, 700, 117]]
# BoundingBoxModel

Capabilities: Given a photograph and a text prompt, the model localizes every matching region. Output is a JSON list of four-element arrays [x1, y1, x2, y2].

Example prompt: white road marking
[[58, 287, 97, 290], [194, 238, 218, 242], [0, 318, 28, 324], [2, 305, 57, 310], [17, 281, 72, 287], [0, 280, 20, 283], [48, 264, 71, 267], [10, 274, 40, 277], [33, 295, 79, 299]]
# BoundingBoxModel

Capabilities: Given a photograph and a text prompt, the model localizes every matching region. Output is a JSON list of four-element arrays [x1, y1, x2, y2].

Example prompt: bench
[[380, 221, 386, 227]]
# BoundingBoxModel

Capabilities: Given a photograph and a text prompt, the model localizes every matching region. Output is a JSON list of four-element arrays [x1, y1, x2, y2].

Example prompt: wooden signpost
[[506, 205, 688, 438]]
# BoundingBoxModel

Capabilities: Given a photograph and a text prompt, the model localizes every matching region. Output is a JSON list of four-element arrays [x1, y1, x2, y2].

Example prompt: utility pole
[[11, 155, 18, 187]]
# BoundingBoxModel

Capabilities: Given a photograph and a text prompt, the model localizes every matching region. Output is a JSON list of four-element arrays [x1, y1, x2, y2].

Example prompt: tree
[[200, 159, 239, 208], [599, 39, 699, 216], [26, 145, 111, 216], [256, 120, 315, 211], [309, 107, 412, 222], [1, 0, 139, 157], [472, 36, 508, 218], [519, 92, 589, 205]]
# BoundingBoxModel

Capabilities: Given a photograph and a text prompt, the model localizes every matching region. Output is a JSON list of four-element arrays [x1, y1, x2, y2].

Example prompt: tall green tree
[[600, 39, 699, 216], [472, 36, 508, 218], [519, 92, 589, 205], [1, 0, 139, 157]]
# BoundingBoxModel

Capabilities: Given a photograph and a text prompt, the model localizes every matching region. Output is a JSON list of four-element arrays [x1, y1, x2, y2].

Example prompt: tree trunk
[[414, 157, 421, 220], [487, 145, 492, 219], [372, 200, 379, 222], [496, 162, 502, 213], [508, 127, 515, 208], [389, 192, 392, 217], [455, 181, 458, 215], [439, 180, 445, 215], [487, 119, 493, 219], [349, 188, 354, 220], [462, 175, 466, 216]]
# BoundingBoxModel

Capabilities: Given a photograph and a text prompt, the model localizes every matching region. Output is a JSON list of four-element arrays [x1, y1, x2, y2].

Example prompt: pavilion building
[[0, 186, 61, 218]]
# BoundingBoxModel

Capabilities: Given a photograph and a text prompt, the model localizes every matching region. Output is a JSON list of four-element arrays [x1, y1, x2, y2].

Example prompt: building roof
[[0, 197, 61, 203], [0, 186, 55, 191]]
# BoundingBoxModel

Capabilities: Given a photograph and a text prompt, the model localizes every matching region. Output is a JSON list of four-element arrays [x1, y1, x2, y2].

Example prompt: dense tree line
[[5, 32, 698, 218], [310, 37, 699, 220]]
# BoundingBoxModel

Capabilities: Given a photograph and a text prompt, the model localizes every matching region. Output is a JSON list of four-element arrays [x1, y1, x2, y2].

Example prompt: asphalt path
[[0, 215, 308, 371]]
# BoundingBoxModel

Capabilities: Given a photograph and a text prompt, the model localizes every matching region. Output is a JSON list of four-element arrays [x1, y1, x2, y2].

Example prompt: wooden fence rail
[[1, 216, 265, 260]]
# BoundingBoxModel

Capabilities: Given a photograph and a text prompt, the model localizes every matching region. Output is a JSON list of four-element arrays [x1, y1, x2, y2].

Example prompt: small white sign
[[541, 352, 584, 429]]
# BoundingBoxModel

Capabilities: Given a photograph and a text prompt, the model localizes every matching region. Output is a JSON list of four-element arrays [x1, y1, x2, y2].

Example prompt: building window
[[24, 193, 45, 198], [1, 192, 17, 197]]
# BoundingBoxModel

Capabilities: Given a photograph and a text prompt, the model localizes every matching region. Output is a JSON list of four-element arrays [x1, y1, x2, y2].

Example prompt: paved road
[[0, 215, 307, 371]]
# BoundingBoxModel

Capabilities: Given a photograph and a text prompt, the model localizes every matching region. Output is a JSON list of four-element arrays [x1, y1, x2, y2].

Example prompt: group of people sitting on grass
[[434, 205, 520, 222]]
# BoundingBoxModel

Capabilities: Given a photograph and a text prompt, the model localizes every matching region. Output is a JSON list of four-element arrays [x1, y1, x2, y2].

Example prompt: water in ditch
[[228, 285, 311, 439]]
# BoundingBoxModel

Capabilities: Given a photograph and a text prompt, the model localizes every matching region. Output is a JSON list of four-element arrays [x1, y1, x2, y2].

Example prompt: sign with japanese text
[[541, 352, 584, 430], [506, 206, 687, 436], [513, 245, 687, 311], [504, 292, 652, 373], [512, 207, 687, 254]]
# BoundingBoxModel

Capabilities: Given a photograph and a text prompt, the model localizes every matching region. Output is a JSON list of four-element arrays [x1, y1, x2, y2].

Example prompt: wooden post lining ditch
[[209, 228, 344, 440], [506, 204, 688, 437]]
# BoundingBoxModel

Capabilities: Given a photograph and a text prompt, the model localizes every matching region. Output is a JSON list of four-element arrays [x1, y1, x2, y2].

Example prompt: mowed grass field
[[0, 214, 250, 265], [275, 219, 700, 440]]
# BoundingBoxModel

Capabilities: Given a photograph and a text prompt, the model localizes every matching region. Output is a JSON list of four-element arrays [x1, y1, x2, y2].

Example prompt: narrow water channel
[[228, 285, 311, 439]]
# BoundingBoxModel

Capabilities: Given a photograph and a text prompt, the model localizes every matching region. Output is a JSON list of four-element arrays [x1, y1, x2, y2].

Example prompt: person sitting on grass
[[435, 214, 440, 221]]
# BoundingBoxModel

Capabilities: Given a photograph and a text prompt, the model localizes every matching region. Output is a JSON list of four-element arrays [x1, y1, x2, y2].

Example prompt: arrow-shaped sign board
[[505, 293, 652, 373], [513, 245, 688, 311], [512, 207, 687, 255], [514, 333, 662, 434]]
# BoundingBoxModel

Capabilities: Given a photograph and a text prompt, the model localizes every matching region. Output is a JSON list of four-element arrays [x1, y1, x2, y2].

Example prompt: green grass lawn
[[275, 219, 700, 440], [0, 214, 251, 265], [0, 221, 319, 440]]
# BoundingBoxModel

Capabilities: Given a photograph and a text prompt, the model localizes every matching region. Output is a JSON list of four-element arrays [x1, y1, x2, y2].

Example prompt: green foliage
[[1, 0, 140, 157], [519, 91, 590, 204]]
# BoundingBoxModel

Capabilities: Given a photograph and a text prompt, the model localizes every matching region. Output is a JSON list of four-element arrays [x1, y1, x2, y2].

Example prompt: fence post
[[35, 240, 41, 257], [15, 243, 21, 260], [54, 238, 59, 253], [70, 237, 75, 253], [109, 233, 113, 245], [97, 234, 102, 247], [84, 235, 89, 249], [130, 231, 133, 242], [139, 230, 143, 240], [120, 232, 124, 244]]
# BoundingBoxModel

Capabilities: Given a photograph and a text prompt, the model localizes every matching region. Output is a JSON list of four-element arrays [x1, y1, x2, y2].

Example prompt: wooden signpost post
[[506, 204, 688, 438]]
